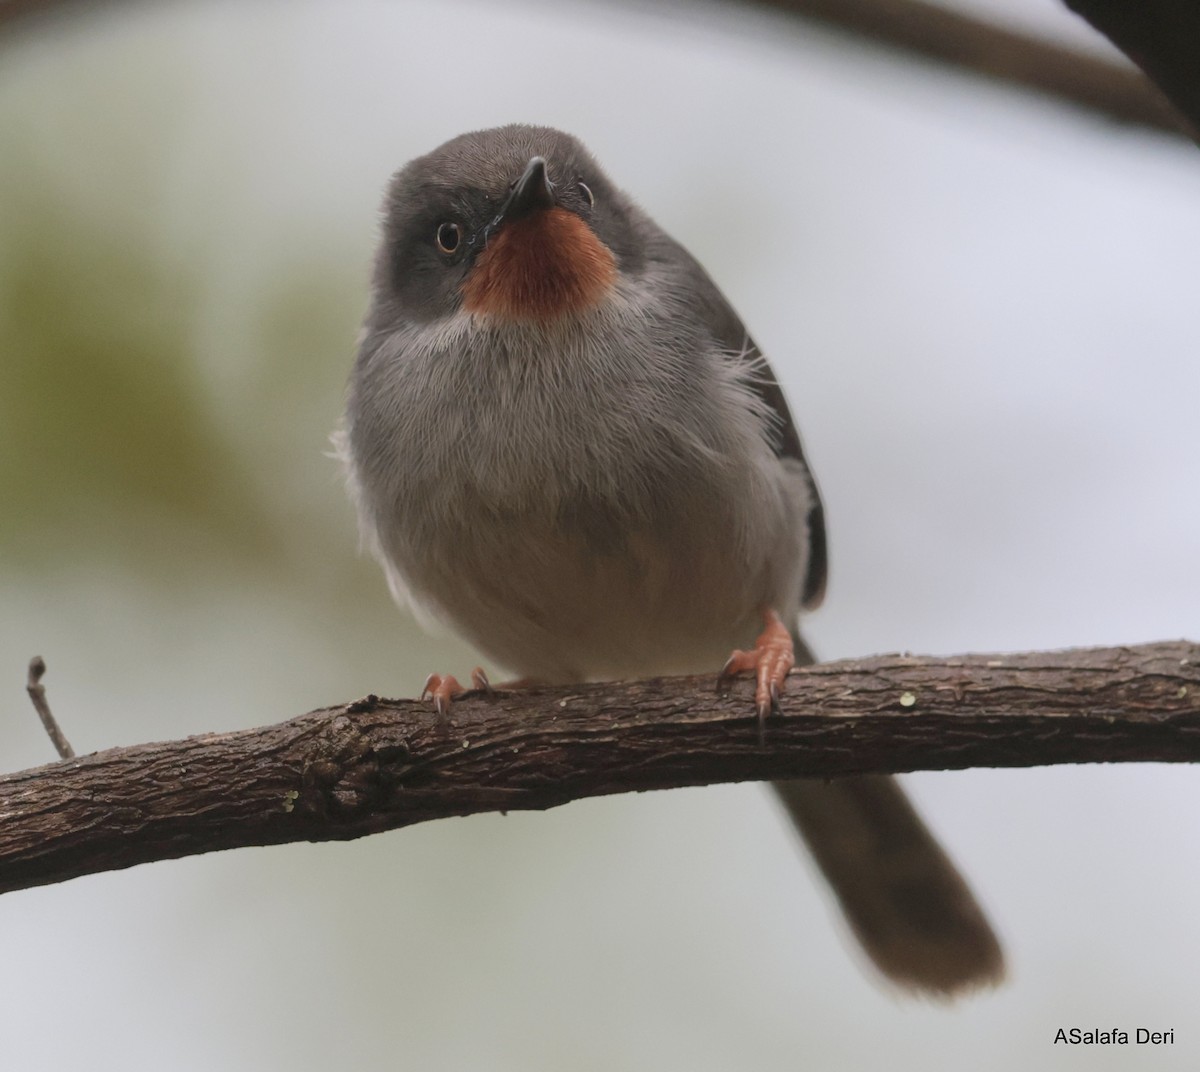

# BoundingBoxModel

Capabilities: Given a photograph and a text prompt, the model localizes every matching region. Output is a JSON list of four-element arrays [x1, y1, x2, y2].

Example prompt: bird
[[337, 123, 1004, 996]]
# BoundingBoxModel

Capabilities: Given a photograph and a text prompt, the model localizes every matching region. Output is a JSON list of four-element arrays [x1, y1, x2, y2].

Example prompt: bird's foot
[[420, 666, 493, 719], [716, 609, 794, 736]]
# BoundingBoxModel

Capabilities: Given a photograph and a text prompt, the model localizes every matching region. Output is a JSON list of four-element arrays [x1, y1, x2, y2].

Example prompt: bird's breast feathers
[[341, 277, 811, 676]]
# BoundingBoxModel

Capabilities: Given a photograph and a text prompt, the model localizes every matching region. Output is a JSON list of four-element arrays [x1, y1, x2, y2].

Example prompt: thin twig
[[25, 657, 75, 760]]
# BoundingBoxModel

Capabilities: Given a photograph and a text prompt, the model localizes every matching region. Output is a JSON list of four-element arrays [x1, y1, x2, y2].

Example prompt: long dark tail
[[774, 637, 1004, 996]]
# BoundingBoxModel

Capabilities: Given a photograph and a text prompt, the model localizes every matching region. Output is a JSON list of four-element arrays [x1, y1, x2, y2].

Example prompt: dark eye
[[435, 222, 462, 254], [577, 181, 594, 209]]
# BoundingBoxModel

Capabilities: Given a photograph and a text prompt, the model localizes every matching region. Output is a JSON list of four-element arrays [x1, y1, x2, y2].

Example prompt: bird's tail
[[775, 635, 1004, 996], [772, 775, 1004, 995]]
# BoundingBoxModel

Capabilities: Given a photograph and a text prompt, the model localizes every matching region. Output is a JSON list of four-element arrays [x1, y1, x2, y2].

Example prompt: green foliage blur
[[0, 107, 365, 589]]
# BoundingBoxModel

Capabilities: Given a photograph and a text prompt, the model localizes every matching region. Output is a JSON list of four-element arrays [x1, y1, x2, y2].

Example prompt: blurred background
[[2, 0, 1198, 1068]]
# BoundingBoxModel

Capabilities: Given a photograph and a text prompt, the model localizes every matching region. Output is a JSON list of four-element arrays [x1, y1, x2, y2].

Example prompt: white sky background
[[2, 0, 1199, 1069]]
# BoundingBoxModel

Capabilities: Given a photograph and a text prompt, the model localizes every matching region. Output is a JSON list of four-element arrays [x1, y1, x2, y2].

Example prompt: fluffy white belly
[[400, 501, 773, 683]]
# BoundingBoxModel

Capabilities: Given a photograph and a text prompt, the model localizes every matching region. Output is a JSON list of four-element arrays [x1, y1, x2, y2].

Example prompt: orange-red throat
[[462, 205, 616, 322]]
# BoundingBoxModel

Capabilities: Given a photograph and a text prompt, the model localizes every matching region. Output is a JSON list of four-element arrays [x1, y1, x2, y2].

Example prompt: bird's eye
[[577, 181, 594, 209], [435, 222, 462, 254]]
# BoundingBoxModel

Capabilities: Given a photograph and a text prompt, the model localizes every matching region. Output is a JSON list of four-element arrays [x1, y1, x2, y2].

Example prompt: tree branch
[[1, 641, 1197, 897], [1062, 0, 1200, 138], [748, 0, 1190, 138]]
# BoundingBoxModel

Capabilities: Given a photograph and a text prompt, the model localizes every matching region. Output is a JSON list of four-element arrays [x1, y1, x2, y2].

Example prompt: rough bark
[[2, 641, 1198, 897]]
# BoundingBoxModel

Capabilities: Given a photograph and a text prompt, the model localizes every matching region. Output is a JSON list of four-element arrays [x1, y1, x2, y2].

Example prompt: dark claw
[[472, 667, 495, 697], [716, 655, 737, 693], [755, 700, 768, 745], [769, 680, 782, 716]]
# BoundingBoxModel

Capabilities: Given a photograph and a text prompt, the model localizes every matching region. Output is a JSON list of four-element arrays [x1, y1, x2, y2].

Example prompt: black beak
[[499, 156, 555, 223]]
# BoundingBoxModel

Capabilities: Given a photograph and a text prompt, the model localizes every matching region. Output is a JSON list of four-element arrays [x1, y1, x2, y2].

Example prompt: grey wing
[[659, 234, 827, 609]]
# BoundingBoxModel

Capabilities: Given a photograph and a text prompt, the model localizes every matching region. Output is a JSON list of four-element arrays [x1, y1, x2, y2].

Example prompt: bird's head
[[373, 125, 644, 325]]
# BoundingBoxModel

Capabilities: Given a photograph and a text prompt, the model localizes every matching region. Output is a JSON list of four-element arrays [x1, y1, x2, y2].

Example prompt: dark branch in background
[[1063, 0, 1200, 139], [24, 657, 75, 760], [0, 0, 1194, 141], [747, 0, 1189, 137], [1, 641, 1197, 897]]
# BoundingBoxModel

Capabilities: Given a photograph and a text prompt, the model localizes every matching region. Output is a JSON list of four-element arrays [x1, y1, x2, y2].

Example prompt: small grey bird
[[339, 124, 1003, 996]]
